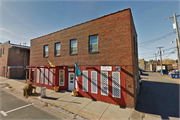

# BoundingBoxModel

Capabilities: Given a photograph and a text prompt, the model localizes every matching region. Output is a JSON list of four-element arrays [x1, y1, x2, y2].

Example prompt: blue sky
[[0, 1, 179, 61]]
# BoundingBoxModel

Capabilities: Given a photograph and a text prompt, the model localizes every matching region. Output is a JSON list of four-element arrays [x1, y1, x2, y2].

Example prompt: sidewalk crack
[[98, 103, 110, 120]]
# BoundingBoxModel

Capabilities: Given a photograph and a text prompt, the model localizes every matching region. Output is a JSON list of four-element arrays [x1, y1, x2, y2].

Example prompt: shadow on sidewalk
[[41, 96, 81, 104], [31, 93, 41, 97], [43, 96, 59, 100], [136, 80, 179, 119]]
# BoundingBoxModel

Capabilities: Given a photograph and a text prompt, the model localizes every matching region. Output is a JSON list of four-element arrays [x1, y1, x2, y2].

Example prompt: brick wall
[[30, 8, 138, 107], [0, 42, 12, 77], [8, 47, 30, 67], [30, 8, 133, 67], [8, 47, 30, 78], [0, 42, 30, 78], [130, 12, 139, 108]]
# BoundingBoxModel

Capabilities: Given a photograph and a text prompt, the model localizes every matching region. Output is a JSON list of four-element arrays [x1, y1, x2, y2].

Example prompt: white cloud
[[0, 28, 29, 39], [0, 3, 32, 28]]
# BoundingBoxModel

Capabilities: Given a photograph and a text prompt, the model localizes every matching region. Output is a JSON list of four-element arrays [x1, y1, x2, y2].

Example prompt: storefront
[[27, 66, 76, 91], [27, 65, 126, 106]]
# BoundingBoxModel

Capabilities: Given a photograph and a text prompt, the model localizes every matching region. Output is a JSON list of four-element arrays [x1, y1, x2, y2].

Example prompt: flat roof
[[0, 41, 30, 50]]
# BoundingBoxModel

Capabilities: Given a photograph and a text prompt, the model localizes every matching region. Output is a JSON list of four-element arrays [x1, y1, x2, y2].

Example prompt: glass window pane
[[56, 43, 60, 49], [90, 35, 98, 52], [55, 43, 60, 55], [71, 40, 77, 47], [44, 45, 48, 56], [70, 39, 77, 54], [45, 45, 48, 51], [59, 70, 64, 86]]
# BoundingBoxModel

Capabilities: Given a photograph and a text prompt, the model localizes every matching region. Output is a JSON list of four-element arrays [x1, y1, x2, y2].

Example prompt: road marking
[[0, 111, 7, 116], [0, 103, 34, 116]]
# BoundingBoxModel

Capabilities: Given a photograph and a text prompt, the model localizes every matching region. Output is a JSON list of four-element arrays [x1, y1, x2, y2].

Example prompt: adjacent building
[[138, 59, 146, 70], [28, 8, 139, 108], [0, 41, 30, 78]]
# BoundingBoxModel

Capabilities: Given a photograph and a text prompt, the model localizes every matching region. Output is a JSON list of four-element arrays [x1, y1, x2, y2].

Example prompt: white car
[[169, 70, 179, 75]]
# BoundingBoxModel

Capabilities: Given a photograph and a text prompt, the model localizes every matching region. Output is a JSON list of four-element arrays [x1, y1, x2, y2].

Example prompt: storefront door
[[68, 73, 74, 91]]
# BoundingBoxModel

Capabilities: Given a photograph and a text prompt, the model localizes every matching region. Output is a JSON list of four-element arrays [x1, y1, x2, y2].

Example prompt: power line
[[139, 46, 156, 50], [139, 50, 157, 55], [164, 51, 175, 59], [138, 31, 176, 47], [161, 50, 176, 56], [139, 50, 176, 60], [138, 47, 176, 55]]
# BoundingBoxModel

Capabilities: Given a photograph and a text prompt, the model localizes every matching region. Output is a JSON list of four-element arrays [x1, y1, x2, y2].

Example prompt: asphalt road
[[136, 71, 180, 119], [0, 89, 58, 119]]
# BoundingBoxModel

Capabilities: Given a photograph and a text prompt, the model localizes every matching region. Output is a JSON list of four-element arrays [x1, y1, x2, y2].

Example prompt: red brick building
[[28, 8, 139, 108], [0, 41, 30, 79]]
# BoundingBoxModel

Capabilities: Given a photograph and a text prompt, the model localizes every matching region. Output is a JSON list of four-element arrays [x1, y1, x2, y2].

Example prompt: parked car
[[169, 70, 179, 75], [139, 69, 142, 75], [139, 75, 142, 85]]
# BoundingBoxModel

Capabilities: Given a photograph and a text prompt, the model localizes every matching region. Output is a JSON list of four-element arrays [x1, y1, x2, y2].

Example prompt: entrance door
[[68, 73, 74, 91]]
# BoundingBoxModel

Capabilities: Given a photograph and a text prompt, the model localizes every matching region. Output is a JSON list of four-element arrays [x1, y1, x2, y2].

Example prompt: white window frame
[[112, 72, 121, 98], [101, 72, 108, 96], [49, 69, 53, 85], [59, 70, 65, 86], [40, 68, 44, 84], [82, 71, 88, 92], [36, 69, 40, 83], [91, 71, 98, 94], [45, 69, 48, 85]]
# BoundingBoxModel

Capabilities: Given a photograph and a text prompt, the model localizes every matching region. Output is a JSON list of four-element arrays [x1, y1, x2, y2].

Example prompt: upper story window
[[55, 42, 60, 56], [3, 48, 4, 54], [89, 35, 98, 52], [70, 39, 77, 54], [44, 45, 48, 57]]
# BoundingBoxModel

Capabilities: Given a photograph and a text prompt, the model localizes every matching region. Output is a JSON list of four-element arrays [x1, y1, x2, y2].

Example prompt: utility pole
[[166, 14, 180, 72], [175, 38, 180, 70], [154, 53, 157, 72], [156, 47, 164, 75]]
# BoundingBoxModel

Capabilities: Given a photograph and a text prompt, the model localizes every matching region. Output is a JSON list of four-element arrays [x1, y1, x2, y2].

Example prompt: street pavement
[[136, 71, 180, 120], [0, 89, 58, 119]]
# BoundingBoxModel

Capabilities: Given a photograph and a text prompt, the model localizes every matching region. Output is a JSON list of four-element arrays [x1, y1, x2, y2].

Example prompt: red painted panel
[[33, 66, 76, 91], [43, 68, 54, 90], [77, 66, 126, 107], [32, 65, 126, 106], [34, 68, 55, 90]]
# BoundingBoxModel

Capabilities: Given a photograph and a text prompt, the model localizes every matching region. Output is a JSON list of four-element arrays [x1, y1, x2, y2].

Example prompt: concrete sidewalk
[[0, 77, 161, 120]]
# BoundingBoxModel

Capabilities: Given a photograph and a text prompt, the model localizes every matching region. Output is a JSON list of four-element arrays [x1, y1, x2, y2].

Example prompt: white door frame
[[68, 72, 75, 91]]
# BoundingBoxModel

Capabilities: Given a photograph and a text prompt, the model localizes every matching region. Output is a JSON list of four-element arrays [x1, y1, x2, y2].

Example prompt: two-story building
[[28, 8, 139, 108], [0, 41, 30, 79]]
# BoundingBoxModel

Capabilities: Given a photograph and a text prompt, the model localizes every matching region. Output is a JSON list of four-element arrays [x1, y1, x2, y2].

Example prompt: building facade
[[29, 8, 139, 108], [139, 59, 146, 70], [0, 41, 30, 79]]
